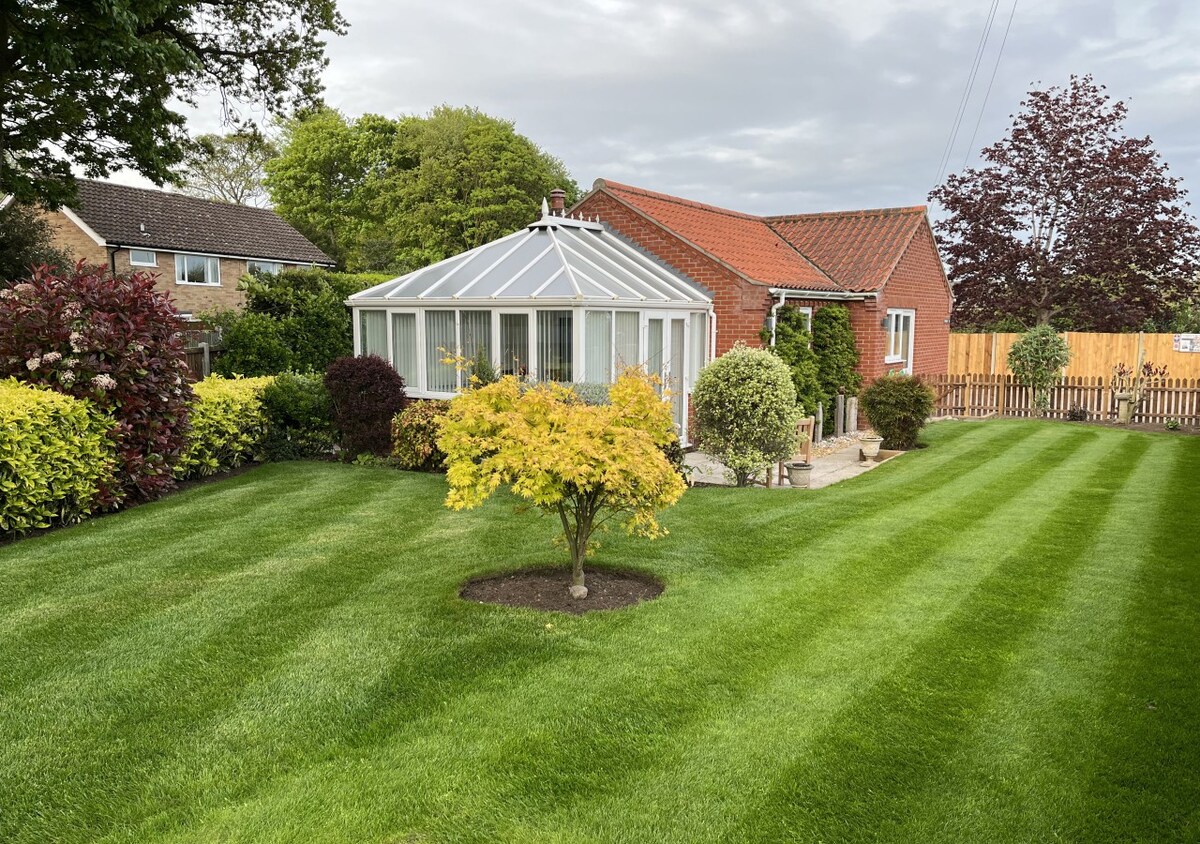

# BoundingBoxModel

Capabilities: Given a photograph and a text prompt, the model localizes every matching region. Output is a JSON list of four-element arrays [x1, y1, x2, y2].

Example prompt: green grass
[[1, 420, 1197, 843]]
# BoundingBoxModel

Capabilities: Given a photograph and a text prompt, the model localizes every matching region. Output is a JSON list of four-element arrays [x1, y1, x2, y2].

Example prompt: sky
[[131, 0, 1200, 217]]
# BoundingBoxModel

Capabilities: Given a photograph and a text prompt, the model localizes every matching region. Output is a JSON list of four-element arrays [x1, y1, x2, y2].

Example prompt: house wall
[[43, 210, 107, 267], [877, 223, 952, 378]]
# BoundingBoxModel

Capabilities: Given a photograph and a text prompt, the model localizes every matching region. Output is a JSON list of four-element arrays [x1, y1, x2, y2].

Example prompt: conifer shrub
[[811, 304, 861, 421], [324, 355, 407, 457]]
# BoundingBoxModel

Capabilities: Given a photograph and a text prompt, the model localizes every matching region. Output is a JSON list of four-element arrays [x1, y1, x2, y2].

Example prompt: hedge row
[[0, 379, 117, 533], [175, 376, 274, 479]]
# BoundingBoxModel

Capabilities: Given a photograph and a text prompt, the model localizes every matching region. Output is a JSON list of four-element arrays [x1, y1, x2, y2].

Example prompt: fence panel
[[949, 332, 1200, 379]]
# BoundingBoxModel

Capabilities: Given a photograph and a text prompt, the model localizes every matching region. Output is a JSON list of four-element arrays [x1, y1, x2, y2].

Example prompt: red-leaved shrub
[[0, 264, 193, 503], [324, 355, 407, 457]]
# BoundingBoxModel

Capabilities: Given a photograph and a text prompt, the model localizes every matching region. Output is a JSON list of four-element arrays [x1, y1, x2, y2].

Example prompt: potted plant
[[860, 432, 884, 459], [1112, 359, 1168, 425], [784, 461, 813, 488]]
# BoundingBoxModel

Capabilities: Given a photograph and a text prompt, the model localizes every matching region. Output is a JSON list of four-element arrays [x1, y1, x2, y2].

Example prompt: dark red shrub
[[324, 355, 407, 457], [0, 264, 193, 503]]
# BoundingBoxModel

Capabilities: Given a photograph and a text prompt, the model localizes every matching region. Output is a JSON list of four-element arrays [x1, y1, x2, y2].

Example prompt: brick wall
[[110, 250, 248, 313], [878, 222, 951, 377], [43, 210, 107, 267]]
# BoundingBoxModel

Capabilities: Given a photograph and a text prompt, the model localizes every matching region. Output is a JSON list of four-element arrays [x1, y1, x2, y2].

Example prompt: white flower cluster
[[59, 370, 76, 386], [91, 373, 117, 391], [26, 356, 40, 371], [42, 351, 62, 364], [62, 302, 82, 319], [69, 332, 85, 352], [0, 289, 14, 300]]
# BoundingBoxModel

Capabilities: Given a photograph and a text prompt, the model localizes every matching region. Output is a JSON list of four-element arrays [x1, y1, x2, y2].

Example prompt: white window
[[248, 260, 282, 275], [585, 310, 613, 383], [391, 313, 418, 388], [499, 313, 529, 378], [175, 254, 220, 286], [425, 310, 458, 393], [359, 310, 387, 358], [537, 310, 573, 382], [615, 311, 640, 373], [885, 309, 915, 373], [129, 249, 157, 267]]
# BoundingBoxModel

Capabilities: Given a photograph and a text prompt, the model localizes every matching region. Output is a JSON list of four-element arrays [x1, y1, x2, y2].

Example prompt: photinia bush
[[0, 264, 193, 503], [324, 355, 407, 457]]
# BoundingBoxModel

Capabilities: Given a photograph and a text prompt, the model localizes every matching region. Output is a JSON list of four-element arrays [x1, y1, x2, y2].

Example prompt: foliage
[[1164, 297, 1200, 333], [0, 379, 116, 533], [930, 75, 1200, 332], [0, 204, 70, 283], [860, 375, 935, 450], [1067, 404, 1089, 422], [691, 343, 799, 487], [175, 376, 273, 479], [564, 382, 611, 406], [0, 266, 193, 503], [177, 130, 278, 206], [766, 307, 823, 417], [260, 372, 335, 460], [811, 304, 862, 417], [468, 348, 499, 387], [0, 0, 345, 208], [1165, 418, 1182, 431], [438, 371, 686, 595], [324, 355, 407, 457], [1007, 327, 1072, 414], [1112, 360, 1169, 408], [209, 268, 383, 376], [392, 400, 451, 471], [265, 106, 579, 271]]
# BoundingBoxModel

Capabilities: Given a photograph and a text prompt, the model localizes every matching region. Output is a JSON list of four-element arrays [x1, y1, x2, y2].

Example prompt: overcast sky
[[159, 0, 1200, 217]]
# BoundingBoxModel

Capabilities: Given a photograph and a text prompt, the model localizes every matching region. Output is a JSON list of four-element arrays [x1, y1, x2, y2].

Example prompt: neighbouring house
[[571, 179, 952, 380], [40, 178, 334, 317]]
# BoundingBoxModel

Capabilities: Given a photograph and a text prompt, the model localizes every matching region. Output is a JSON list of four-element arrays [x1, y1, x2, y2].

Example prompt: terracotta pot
[[784, 461, 813, 488], [860, 435, 884, 459]]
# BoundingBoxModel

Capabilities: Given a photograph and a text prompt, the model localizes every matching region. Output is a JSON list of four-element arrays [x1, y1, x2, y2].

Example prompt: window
[[248, 260, 282, 275], [460, 311, 491, 367], [425, 310, 458, 393], [689, 312, 708, 377], [615, 311, 640, 373], [391, 313, 418, 387], [585, 310, 613, 383], [537, 310, 573, 382], [359, 310, 387, 358], [175, 254, 220, 286], [129, 249, 157, 267], [499, 314, 529, 378], [885, 309, 915, 372]]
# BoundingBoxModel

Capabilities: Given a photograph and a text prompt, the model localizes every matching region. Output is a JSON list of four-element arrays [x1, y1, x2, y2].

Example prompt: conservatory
[[348, 206, 714, 441]]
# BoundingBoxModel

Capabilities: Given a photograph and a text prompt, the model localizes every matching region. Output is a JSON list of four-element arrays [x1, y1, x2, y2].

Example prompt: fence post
[[815, 403, 824, 444], [846, 397, 858, 433], [835, 394, 845, 438], [990, 333, 998, 375], [997, 373, 1007, 418], [200, 341, 211, 377]]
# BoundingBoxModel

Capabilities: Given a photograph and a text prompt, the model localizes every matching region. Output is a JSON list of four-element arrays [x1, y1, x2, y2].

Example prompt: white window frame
[[248, 260, 282, 275], [796, 306, 813, 333], [884, 308, 916, 374], [174, 253, 221, 287], [129, 249, 157, 267]]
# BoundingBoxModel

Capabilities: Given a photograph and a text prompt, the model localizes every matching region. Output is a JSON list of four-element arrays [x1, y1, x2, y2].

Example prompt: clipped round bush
[[324, 355, 407, 458], [692, 343, 799, 486], [0, 266, 193, 503], [860, 375, 935, 450], [392, 400, 451, 471], [260, 372, 335, 460], [1007, 326, 1071, 415], [175, 376, 273, 479]]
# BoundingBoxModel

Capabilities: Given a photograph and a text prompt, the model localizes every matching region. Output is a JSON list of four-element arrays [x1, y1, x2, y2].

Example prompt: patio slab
[[686, 438, 901, 489]]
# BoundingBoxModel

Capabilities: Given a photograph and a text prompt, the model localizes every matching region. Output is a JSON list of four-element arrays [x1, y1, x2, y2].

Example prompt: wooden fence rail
[[949, 332, 1200, 379], [926, 373, 1200, 425]]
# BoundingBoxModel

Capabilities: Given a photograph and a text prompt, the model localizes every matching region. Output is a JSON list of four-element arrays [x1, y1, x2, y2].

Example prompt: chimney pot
[[549, 188, 566, 216]]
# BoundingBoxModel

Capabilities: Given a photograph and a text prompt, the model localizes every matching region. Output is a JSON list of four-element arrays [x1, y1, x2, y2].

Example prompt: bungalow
[[40, 179, 334, 317]]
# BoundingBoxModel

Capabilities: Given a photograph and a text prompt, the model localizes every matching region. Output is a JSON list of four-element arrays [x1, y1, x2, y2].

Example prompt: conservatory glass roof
[[349, 209, 712, 306]]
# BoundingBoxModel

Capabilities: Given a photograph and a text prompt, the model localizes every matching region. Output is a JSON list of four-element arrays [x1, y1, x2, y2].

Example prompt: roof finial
[[540, 197, 550, 217]]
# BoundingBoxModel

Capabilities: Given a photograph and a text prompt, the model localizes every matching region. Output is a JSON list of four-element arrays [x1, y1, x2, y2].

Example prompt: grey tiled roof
[[69, 179, 335, 265]]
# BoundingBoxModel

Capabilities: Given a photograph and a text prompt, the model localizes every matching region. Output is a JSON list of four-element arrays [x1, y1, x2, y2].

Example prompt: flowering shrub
[[175, 376, 273, 479], [324, 355, 407, 457], [0, 379, 117, 533], [392, 400, 451, 471], [692, 343, 799, 486], [0, 265, 193, 503]]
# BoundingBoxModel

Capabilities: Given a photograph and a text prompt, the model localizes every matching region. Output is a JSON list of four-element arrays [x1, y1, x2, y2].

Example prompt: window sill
[[175, 281, 222, 287], [883, 355, 904, 364]]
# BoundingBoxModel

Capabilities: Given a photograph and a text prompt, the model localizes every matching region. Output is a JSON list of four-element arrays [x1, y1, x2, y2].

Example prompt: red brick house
[[570, 179, 952, 380], [37, 179, 334, 317]]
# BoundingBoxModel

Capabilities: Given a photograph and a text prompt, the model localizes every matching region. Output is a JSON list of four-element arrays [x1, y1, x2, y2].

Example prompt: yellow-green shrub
[[0, 378, 117, 533], [175, 376, 273, 479]]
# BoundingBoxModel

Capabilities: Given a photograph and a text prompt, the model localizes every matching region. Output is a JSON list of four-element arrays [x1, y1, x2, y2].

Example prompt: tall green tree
[[177, 131, 278, 206], [0, 0, 345, 208], [265, 106, 579, 272], [0, 204, 69, 282], [811, 304, 861, 415]]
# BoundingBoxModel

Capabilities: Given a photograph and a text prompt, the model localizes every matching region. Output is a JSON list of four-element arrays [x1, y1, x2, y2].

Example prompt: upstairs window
[[129, 249, 157, 267], [248, 260, 282, 275], [175, 254, 220, 286]]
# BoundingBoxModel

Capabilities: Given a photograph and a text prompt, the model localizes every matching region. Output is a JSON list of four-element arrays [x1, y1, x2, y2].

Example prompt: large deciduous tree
[[930, 75, 1200, 332], [0, 0, 345, 208], [177, 131, 278, 206]]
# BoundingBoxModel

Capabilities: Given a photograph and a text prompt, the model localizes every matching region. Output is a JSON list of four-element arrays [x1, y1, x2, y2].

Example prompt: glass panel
[[615, 311, 640, 375], [899, 315, 913, 369], [359, 310, 387, 358], [391, 313, 418, 388], [536, 310, 573, 382], [499, 313, 529, 378], [460, 310, 491, 363], [670, 319, 686, 430], [585, 310, 613, 383], [130, 250, 156, 266], [177, 254, 209, 284], [249, 261, 281, 275], [425, 310, 457, 393], [647, 318, 664, 388], [689, 312, 707, 377]]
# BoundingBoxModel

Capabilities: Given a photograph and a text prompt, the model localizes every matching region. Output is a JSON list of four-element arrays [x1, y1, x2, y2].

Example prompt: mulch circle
[[460, 566, 664, 614]]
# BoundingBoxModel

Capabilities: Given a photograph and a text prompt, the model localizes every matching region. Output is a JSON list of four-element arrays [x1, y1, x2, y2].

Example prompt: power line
[[933, 0, 1001, 187], [961, 0, 1019, 171]]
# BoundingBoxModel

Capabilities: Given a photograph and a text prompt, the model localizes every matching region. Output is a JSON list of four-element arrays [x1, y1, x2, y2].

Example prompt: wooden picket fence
[[926, 373, 1200, 425], [949, 332, 1200, 379]]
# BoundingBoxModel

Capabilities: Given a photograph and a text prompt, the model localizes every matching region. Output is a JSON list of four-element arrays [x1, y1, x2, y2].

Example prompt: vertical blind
[[460, 311, 491, 364], [670, 319, 686, 427], [689, 312, 707, 377], [360, 310, 387, 358], [537, 310, 573, 382], [647, 318, 664, 387], [585, 311, 612, 383], [615, 311, 640, 373], [391, 313, 418, 387], [425, 310, 457, 393], [499, 314, 528, 377]]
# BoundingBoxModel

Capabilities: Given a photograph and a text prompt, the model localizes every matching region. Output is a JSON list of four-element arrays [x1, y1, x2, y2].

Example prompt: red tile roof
[[592, 179, 928, 293]]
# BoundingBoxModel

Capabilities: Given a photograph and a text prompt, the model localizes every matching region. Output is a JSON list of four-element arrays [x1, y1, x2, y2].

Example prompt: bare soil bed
[[461, 566, 664, 614]]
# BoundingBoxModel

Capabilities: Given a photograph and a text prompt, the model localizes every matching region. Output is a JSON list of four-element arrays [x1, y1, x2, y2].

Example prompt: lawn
[[1, 420, 1197, 843]]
